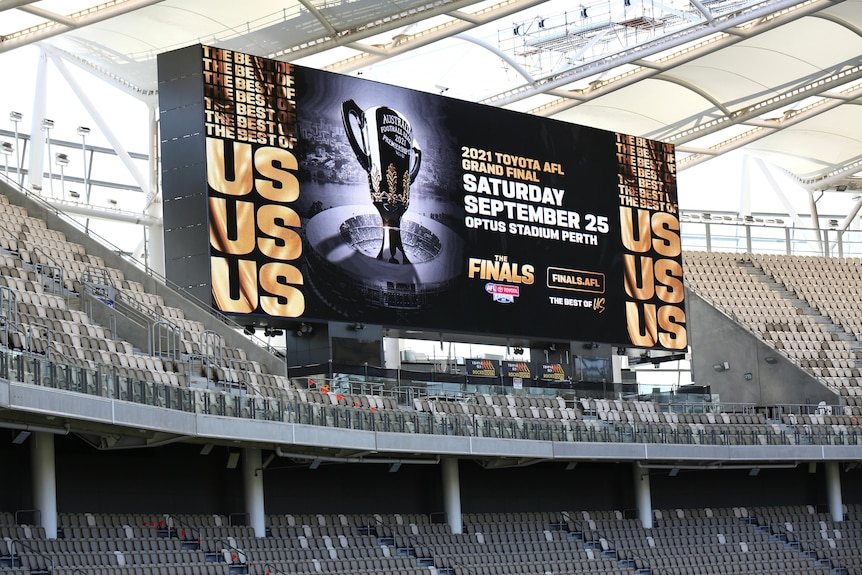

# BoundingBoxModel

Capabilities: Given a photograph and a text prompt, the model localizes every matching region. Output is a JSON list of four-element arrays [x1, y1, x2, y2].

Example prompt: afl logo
[[485, 283, 520, 304]]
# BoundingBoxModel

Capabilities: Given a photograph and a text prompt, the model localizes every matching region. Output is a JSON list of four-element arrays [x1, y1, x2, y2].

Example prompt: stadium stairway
[[684, 251, 862, 406]]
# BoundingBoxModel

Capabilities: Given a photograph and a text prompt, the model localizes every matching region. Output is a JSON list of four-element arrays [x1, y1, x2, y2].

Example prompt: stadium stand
[[2, 507, 861, 574], [683, 251, 862, 403], [2, 175, 862, 574], [2, 1, 862, 573]]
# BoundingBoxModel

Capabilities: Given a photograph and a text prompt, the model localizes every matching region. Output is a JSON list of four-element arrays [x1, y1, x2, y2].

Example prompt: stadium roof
[[0, 0, 860, 190]]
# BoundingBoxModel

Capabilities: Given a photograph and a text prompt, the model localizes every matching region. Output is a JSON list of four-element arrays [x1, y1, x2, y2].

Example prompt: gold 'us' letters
[[620, 207, 686, 349], [207, 137, 305, 317]]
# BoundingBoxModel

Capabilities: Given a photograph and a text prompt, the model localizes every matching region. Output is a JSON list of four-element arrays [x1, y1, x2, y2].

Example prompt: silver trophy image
[[342, 99, 422, 264]]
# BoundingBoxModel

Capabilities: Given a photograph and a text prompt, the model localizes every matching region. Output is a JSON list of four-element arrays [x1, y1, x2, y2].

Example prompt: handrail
[[208, 535, 250, 569], [163, 515, 203, 548], [10, 538, 55, 574], [2, 344, 862, 448], [0, 174, 282, 360], [29, 245, 67, 302]]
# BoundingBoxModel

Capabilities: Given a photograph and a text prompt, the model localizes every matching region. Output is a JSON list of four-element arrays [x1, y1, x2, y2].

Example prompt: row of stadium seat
[[4, 506, 857, 575]]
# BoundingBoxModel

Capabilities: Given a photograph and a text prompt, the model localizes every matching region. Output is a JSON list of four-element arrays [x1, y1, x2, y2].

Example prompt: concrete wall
[[687, 290, 839, 406]]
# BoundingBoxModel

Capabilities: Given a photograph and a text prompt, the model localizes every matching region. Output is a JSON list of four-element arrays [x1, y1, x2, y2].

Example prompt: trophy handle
[[341, 99, 370, 172], [409, 141, 422, 183]]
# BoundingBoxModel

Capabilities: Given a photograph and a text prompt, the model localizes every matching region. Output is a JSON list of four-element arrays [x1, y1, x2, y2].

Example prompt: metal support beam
[[26, 49, 49, 192], [0, 0, 167, 53], [318, 0, 547, 74], [17, 4, 76, 27], [454, 33, 535, 83], [46, 50, 150, 195], [520, 0, 842, 113], [688, 0, 717, 23], [296, 0, 339, 36]]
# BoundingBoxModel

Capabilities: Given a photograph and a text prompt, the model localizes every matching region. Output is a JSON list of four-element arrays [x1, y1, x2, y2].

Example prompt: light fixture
[[668, 467, 679, 477], [351, 322, 365, 331], [12, 430, 31, 444], [226, 451, 240, 469], [749, 468, 760, 477], [388, 462, 401, 473], [296, 323, 313, 337], [243, 326, 255, 336], [565, 461, 577, 471], [712, 362, 729, 372], [77, 126, 92, 230], [1, 142, 11, 177], [69, 191, 80, 199], [263, 327, 283, 337], [55, 153, 69, 198], [9, 112, 23, 185], [513, 346, 524, 356], [108, 199, 117, 206], [309, 458, 321, 470], [42, 119, 55, 196], [764, 356, 777, 364], [200, 444, 214, 455], [744, 372, 753, 380]]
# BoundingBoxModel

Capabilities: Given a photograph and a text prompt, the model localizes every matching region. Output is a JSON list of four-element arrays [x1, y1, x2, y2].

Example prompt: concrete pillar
[[31, 432, 58, 539], [441, 458, 463, 534], [633, 463, 653, 529], [242, 447, 266, 537], [825, 461, 843, 522]]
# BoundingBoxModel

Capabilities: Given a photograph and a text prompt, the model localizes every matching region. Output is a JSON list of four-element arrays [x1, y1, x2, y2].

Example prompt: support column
[[242, 448, 266, 537], [825, 461, 843, 523], [441, 458, 462, 535], [31, 432, 58, 539], [633, 463, 653, 529], [27, 49, 49, 192]]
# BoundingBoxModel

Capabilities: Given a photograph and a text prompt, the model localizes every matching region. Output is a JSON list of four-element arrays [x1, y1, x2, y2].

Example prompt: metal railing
[[2, 346, 862, 448]]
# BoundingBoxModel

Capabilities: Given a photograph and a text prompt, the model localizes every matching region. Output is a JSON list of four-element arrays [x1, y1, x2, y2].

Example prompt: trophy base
[[304, 205, 463, 314]]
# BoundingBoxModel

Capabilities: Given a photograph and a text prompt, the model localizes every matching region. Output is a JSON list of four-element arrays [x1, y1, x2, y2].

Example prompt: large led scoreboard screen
[[157, 44, 686, 350]]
